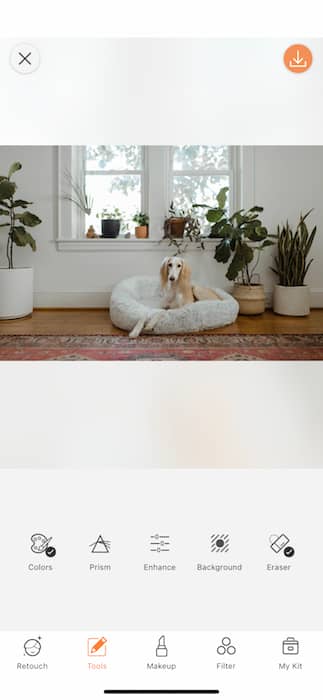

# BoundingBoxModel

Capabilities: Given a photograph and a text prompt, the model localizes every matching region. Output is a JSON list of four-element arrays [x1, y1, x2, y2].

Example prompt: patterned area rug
[[0, 334, 323, 360]]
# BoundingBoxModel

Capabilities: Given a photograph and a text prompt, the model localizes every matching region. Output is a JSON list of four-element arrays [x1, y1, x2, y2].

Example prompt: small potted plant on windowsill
[[271, 211, 316, 316], [162, 210, 204, 255], [194, 187, 275, 315], [164, 202, 189, 239], [0, 162, 42, 320], [97, 207, 123, 238], [133, 212, 149, 239]]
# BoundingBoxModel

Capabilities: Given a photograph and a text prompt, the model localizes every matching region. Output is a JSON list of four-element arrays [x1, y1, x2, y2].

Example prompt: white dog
[[159, 256, 195, 308], [129, 256, 220, 338]]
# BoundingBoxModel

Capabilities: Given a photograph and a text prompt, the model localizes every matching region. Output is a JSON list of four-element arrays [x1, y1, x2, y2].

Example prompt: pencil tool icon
[[88, 636, 107, 657]]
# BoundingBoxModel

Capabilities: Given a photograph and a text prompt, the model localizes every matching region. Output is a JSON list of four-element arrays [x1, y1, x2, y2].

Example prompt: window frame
[[57, 145, 246, 249], [84, 145, 148, 231], [169, 145, 235, 214]]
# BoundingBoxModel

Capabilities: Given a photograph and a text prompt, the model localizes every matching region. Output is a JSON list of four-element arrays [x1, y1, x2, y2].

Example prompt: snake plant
[[271, 211, 316, 286]]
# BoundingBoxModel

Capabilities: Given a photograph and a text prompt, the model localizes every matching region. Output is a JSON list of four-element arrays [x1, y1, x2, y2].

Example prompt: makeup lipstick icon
[[156, 635, 168, 657]]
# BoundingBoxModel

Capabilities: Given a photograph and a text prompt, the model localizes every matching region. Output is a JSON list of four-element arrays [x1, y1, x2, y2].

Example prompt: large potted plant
[[0, 162, 41, 319], [97, 207, 123, 238], [194, 187, 274, 315], [271, 211, 316, 316]]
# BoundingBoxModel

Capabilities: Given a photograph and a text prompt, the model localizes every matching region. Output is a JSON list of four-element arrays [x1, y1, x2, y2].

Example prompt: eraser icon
[[156, 635, 168, 657], [269, 533, 289, 553]]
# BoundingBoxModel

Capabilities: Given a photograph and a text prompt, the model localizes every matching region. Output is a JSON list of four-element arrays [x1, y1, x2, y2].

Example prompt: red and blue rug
[[0, 333, 322, 360]]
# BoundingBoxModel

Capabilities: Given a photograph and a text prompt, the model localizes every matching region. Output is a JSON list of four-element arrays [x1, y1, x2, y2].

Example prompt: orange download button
[[284, 44, 313, 73]]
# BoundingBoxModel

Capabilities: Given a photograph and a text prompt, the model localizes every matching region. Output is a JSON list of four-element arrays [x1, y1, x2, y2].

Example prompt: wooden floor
[[0, 308, 322, 336]]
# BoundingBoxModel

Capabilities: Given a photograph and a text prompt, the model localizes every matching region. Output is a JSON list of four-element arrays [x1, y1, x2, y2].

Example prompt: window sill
[[56, 238, 214, 252]]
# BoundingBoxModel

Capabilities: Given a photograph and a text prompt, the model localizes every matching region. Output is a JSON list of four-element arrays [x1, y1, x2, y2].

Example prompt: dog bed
[[110, 275, 239, 334]]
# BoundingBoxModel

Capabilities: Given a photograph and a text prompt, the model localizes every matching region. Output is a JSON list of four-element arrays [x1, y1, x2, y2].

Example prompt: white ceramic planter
[[273, 284, 310, 316], [0, 268, 34, 319]]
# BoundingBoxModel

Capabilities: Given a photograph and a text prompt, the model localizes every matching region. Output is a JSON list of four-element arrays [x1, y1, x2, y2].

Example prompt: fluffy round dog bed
[[110, 275, 239, 335]]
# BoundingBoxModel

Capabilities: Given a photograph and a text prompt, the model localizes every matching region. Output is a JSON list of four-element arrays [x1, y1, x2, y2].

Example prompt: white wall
[[0, 145, 322, 307]]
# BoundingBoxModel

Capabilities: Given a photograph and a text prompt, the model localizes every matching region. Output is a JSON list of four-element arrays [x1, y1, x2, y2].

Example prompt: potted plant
[[0, 162, 41, 319], [63, 170, 94, 215], [271, 211, 316, 316], [194, 187, 274, 315], [164, 202, 190, 239], [133, 212, 149, 239], [162, 210, 204, 255], [97, 207, 123, 238]]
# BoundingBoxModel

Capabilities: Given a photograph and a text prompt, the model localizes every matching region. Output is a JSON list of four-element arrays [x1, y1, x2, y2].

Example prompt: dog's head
[[160, 256, 191, 285]]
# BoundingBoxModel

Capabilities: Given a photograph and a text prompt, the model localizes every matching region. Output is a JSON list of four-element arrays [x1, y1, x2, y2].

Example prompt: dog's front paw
[[144, 320, 155, 332]]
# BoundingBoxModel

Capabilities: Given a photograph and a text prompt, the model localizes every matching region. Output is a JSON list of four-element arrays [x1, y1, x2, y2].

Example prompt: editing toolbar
[[1, 631, 319, 700]]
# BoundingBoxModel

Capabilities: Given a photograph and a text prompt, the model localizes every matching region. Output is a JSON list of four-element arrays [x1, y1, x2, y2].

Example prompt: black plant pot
[[101, 219, 121, 238]]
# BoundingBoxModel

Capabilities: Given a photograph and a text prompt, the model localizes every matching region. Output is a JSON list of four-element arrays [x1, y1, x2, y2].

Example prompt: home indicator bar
[[103, 691, 220, 695]]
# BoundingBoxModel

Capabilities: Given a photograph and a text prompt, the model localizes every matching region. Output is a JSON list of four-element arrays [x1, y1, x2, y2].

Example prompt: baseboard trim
[[34, 289, 323, 309], [34, 292, 111, 308]]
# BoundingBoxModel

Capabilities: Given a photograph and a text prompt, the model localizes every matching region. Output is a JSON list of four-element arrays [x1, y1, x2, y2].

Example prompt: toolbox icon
[[282, 637, 299, 655]]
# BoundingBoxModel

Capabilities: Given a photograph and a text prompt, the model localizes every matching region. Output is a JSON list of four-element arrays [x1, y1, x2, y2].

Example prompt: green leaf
[[15, 211, 42, 227], [8, 162, 22, 179], [216, 187, 229, 209], [226, 243, 254, 281], [0, 179, 16, 200], [12, 226, 36, 250], [206, 208, 225, 223], [214, 239, 232, 263], [245, 226, 268, 242], [12, 199, 32, 209], [209, 220, 230, 238], [249, 206, 264, 213], [0, 208, 9, 215]]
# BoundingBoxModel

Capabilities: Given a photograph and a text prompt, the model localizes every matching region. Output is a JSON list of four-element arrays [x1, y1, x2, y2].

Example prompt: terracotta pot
[[135, 225, 148, 239], [167, 218, 187, 238], [233, 283, 265, 315], [273, 285, 310, 316]]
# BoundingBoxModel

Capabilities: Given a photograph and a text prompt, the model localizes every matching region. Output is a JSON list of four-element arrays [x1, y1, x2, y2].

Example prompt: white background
[[0, 0, 322, 37], [0, 362, 322, 469]]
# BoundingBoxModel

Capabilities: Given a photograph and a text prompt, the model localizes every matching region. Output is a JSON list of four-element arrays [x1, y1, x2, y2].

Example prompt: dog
[[129, 256, 221, 338], [160, 256, 195, 308]]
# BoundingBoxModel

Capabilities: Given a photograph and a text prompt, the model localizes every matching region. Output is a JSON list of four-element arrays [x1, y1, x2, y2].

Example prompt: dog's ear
[[160, 257, 169, 286], [180, 259, 192, 284]]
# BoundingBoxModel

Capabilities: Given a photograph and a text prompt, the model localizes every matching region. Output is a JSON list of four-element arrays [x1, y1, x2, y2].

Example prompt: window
[[58, 145, 239, 245], [171, 145, 231, 212], [84, 145, 145, 235]]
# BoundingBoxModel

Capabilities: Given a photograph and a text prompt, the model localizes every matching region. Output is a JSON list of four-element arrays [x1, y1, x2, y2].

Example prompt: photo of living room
[[0, 144, 322, 360]]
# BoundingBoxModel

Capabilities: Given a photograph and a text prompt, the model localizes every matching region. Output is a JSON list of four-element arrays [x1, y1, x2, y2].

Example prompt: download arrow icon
[[284, 44, 312, 73], [290, 50, 307, 67]]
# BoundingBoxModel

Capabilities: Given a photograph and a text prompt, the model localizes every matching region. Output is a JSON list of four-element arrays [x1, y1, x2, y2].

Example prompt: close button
[[10, 43, 40, 74]]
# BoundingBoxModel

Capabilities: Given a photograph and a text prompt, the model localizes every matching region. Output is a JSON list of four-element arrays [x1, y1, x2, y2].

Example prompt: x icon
[[18, 51, 32, 66]]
